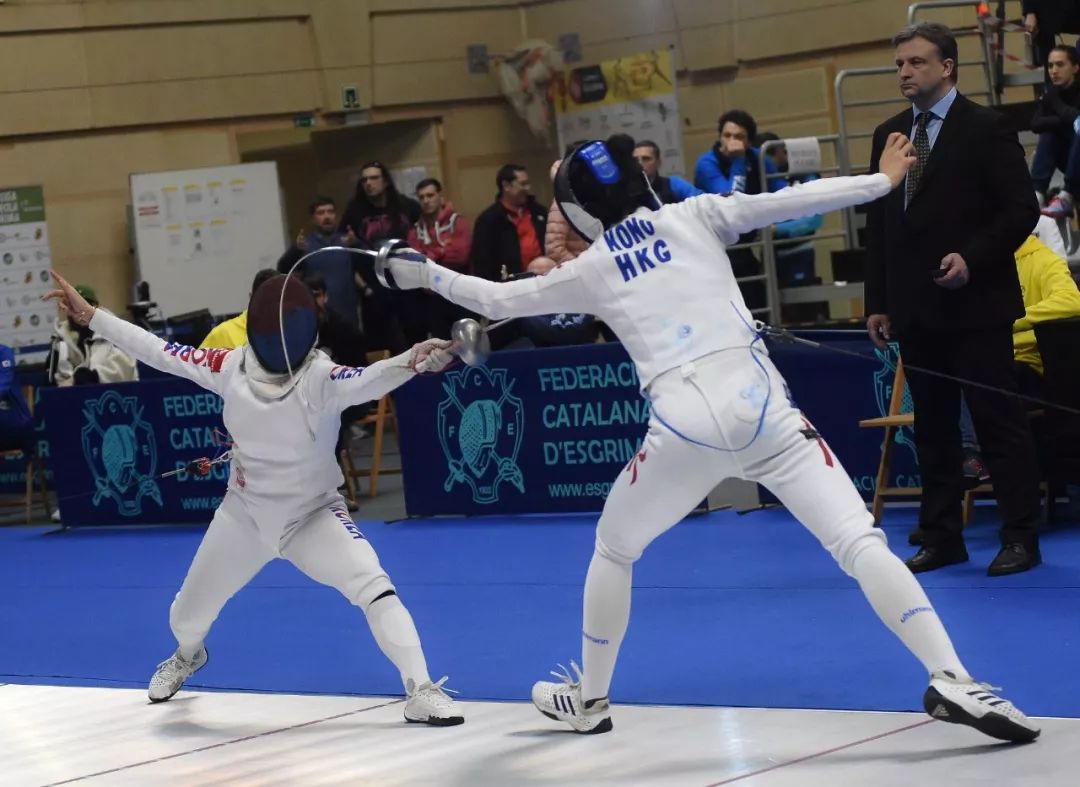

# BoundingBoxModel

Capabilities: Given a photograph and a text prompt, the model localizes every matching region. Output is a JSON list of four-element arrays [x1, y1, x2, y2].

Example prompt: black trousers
[[900, 325, 1041, 548]]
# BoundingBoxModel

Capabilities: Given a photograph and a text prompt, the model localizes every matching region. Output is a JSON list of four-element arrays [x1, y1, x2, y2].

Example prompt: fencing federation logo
[[82, 390, 162, 517], [437, 366, 525, 505], [872, 343, 917, 466]]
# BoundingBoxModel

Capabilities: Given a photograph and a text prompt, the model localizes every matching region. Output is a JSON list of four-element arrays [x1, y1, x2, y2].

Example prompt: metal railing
[[732, 135, 859, 324]]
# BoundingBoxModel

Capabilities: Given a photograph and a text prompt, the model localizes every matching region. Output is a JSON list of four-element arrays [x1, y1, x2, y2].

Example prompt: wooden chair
[[0, 385, 51, 523], [338, 351, 401, 505], [859, 359, 920, 524]]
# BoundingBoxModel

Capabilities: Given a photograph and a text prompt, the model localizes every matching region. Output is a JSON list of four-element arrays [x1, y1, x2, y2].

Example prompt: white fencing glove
[[408, 338, 455, 374]]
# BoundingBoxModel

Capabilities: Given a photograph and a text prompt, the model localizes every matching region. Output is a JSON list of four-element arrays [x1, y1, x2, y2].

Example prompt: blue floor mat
[[1, 507, 1077, 717]]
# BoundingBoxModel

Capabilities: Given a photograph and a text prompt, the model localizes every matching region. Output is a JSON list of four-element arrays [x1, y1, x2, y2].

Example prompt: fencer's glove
[[408, 338, 455, 374], [381, 246, 433, 290]]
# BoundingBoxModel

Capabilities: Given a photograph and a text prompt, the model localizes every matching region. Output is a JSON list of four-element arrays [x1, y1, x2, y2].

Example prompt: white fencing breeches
[[580, 349, 965, 701], [169, 491, 394, 658]]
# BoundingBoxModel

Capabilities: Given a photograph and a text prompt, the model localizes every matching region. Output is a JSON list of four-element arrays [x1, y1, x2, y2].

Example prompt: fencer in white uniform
[[377, 133, 1039, 742], [42, 272, 464, 726]]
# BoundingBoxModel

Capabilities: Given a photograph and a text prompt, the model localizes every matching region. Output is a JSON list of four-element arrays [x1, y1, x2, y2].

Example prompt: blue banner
[[38, 380, 228, 526], [396, 343, 648, 516], [395, 334, 919, 517]]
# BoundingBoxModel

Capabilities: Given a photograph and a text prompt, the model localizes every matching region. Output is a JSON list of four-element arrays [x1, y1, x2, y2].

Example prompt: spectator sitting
[[200, 268, 278, 349], [545, 147, 592, 265], [49, 284, 137, 386], [471, 163, 547, 281], [632, 139, 702, 204], [278, 197, 362, 329], [407, 177, 474, 338], [694, 109, 784, 197], [757, 131, 824, 286], [339, 162, 423, 350], [1031, 45, 1080, 219], [0, 343, 34, 455], [958, 232, 1080, 483], [303, 271, 368, 368], [694, 109, 783, 310]]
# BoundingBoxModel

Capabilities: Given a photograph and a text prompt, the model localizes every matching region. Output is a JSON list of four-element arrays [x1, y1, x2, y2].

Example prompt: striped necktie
[[906, 111, 932, 206]]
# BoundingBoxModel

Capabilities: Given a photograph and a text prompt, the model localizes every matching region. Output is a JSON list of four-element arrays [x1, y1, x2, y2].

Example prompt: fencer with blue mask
[[42, 271, 464, 726], [375, 133, 1040, 742]]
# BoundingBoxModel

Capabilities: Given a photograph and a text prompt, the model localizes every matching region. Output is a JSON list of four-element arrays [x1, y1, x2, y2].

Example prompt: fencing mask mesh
[[246, 274, 318, 375]]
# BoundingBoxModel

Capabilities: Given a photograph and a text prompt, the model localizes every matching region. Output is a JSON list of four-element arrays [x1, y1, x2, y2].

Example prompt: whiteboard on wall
[[130, 162, 286, 318]]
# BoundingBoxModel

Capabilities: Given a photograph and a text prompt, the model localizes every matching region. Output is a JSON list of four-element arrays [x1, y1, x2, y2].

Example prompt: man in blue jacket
[[694, 109, 785, 309]]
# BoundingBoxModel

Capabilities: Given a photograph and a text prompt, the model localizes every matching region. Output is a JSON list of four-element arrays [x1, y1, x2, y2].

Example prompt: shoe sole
[[148, 649, 209, 704], [923, 687, 1040, 743], [987, 557, 1042, 577], [404, 714, 465, 726], [537, 708, 614, 734]]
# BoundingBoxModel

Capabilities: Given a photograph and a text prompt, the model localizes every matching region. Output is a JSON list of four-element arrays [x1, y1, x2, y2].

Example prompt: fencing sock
[[581, 548, 633, 703], [851, 542, 970, 680], [365, 594, 431, 691]]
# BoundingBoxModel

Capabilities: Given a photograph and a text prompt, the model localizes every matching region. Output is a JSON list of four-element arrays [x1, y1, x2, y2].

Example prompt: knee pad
[[833, 527, 889, 577]]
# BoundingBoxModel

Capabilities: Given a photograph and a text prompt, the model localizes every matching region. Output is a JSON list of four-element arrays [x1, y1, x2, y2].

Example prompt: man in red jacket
[[407, 177, 474, 337]]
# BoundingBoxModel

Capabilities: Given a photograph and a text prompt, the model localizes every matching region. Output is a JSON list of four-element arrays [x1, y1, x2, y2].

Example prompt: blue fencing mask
[[245, 274, 318, 375]]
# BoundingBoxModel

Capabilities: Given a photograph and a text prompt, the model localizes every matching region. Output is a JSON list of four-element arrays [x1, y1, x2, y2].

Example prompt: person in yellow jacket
[[959, 233, 1080, 481], [199, 269, 277, 349]]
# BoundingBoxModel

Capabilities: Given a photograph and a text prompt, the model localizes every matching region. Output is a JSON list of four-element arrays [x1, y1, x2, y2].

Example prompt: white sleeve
[[426, 258, 594, 320], [315, 351, 418, 412], [88, 309, 235, 394], [686, 173, 894, 244]]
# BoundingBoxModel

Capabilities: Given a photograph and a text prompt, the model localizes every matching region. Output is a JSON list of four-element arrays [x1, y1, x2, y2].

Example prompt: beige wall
[[0, 0, 1028, 313]]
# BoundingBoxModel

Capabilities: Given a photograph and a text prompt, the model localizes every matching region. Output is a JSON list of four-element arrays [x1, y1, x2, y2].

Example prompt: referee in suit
[[865, 22, 1043, 576]]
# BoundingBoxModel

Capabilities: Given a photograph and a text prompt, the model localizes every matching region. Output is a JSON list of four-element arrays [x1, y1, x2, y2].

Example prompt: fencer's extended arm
[[319, 340, 454, 410], [88, 309, 234, 393], [385, 254, 594, 319], [688, 173, 893, 244]]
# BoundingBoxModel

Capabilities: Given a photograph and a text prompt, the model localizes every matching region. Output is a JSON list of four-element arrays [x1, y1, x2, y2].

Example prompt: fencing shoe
[[531, 661, 613, 734], [924, 671, 1040, 743], [404, 677, 464, 726], [148, 647, 208, 703]]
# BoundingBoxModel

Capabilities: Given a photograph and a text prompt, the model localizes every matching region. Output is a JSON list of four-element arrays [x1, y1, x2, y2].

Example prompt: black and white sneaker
[[924, 671, 1040, 743], [531, 661, 613, 734]]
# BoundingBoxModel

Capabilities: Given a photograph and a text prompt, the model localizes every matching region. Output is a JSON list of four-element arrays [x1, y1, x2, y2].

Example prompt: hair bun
[[605, 133, 637, 161]]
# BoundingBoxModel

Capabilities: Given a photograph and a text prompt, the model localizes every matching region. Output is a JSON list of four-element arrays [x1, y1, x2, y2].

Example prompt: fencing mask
[[553, 139, 662, 243], [246, 274, 318, 375]]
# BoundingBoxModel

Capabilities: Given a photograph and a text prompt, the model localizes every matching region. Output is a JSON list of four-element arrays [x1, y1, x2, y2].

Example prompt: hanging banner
[[553, 48, 687, 178], [0, 186, 54, 365]]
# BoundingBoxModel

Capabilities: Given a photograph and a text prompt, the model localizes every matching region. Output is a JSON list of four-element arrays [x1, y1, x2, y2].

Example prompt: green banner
[[0, 186, 46, 226]]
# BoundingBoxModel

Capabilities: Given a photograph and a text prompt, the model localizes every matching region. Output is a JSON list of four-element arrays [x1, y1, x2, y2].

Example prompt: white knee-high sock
[[365, 594, 431, 691], [850, 543, 970, 680], [581, 549, 633, 703]]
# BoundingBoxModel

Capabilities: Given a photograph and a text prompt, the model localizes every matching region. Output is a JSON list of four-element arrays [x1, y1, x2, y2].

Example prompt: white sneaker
[[148, 648, 208, 703], [924, 670, 1040, 743], [404, 677, 464, 726], [531, 661, 613, 734]]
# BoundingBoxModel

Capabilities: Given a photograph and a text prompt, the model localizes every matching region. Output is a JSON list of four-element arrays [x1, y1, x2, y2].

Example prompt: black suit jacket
[[865, 93, 1039, 333], [469, 197, 547, 281]]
